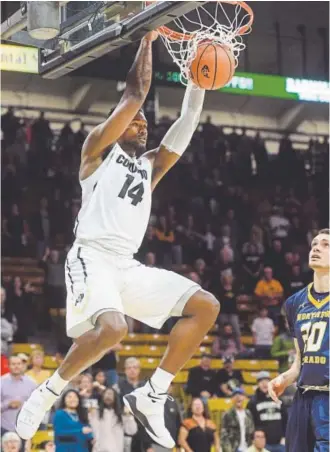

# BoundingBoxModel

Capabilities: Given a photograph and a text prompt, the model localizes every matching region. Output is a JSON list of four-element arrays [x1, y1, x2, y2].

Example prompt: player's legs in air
[[16, 254, 219, 447]]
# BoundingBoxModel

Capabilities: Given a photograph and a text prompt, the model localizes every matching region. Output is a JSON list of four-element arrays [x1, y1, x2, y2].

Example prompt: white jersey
[[74, 144, 152, 257]]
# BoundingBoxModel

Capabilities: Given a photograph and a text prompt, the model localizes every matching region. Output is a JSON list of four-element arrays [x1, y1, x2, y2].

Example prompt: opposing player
[[268, 228, 329, 452], [16, 31, 220, 448]]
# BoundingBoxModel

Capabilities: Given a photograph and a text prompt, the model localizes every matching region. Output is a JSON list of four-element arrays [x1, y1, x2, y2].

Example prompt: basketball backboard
[[1, 1, 206, 79]]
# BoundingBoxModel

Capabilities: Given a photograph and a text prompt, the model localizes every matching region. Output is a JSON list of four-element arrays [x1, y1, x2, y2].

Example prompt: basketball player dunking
[[16, 31, 220, 447]]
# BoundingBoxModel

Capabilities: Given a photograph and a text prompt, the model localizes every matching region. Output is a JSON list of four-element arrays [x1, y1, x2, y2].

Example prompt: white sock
[[150, 368, 174, 393], [47, 370, 69, 395]]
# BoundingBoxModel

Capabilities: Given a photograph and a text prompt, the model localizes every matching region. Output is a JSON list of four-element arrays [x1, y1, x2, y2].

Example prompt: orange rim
[[146, 1, 254, 41]]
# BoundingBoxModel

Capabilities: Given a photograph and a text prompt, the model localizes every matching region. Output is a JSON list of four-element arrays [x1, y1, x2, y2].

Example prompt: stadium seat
[[122, 333, 213, 346], [31, 430, 54, 451], [12, 343, 43, 355], [43, 355, 58, 370]]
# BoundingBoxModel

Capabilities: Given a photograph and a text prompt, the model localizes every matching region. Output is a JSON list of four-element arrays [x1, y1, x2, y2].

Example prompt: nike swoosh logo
[[147, 392, 163, 401]]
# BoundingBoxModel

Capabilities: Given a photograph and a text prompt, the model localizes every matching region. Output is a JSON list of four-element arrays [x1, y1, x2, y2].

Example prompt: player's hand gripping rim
[[143, 30, 159, 42], [268, 375, 285, 404]]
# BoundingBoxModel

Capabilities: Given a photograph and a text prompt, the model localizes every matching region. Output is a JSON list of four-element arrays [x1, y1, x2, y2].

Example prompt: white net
[[153, 1, 253, 85]]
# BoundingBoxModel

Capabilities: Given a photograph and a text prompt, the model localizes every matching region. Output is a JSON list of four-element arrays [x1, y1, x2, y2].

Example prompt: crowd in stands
[[1, 106, 329, 452]]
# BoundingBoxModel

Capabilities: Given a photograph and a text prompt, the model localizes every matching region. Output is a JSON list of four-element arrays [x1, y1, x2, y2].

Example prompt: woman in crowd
[[178, 398, 219, 452], [53, 389, 93, 452], [89, 387, 137, 452], [26, 349, 51, 385], [79, 373, 99, 412], [92, 370, 107, 396]]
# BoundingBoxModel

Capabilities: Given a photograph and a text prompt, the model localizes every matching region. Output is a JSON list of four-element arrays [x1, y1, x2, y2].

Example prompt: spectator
[[212, 323, 245, 359], [254, 267, 284, 322], [193, 258, 210, 288], [211, 271, 241, 347], [5, 276, 34, 343], [213, 356, 243, 397], [89, 387, 137, 452], [74, 121, 87, 152], [264, 240, 285, 283], [154, 215, 175, 267], [287, 216, 307, 249], [40, 247, 66, 348], [247, 371, 286, 452], [79, 373, 99, 411], [221, 388, 254, 452], [247, 430, 270, 452], [1, 431, 22, 452], [202, 224, 216, 263], [31, 111, 53, 151], [270, 317, 295, 373], [285, 265, 306, 296], [40, 440, 56, 452], [269, 206, 290, 241], [116, 357, 144, 398], [1, 355, 36, 435], [186, 353, 215, 399], [186, 271, 202, 285], [92, 370, 107, 397], [138, 225, 159, 261], [1, 287, 16, 357], [26, 349, 51, 385], [115, 358, 153, 452], [1, 107, 20, 146], [216, 245, 236, 275], [241, 239, 264, 294], [53, 389, 93, 452], [251, 308, 275, 358], [30, 197, 51, 258], [41, 247, 66, 311], [179, 398, 219, 452], [5, 204, 28, 257], [17, 353, 29, 374]]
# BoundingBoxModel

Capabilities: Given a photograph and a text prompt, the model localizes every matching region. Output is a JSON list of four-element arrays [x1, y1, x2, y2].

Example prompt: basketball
[[190, 42, 236, 90]]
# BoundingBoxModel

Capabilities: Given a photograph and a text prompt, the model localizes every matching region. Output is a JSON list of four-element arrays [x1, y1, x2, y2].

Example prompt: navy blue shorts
[[285, 389, 329, 452]]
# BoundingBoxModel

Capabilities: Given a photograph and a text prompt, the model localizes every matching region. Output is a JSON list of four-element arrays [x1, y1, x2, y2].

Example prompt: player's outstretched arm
[[80, 31, 158, 180], [268, 338, 301, 403], [145, 81, 205, 190]]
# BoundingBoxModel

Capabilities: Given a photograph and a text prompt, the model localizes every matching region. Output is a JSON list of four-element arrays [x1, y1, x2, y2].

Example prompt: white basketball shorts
[[65, 243, 200, 338]]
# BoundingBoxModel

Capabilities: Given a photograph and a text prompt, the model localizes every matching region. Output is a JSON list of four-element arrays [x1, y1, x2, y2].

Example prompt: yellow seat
[[173, 371, 189, 384], [139, 358, 160, 369], [208, 397, 248, 412], [122, 333, 213, 346], [31, 430, 54, 450], [12, 343, 43, 355], [241, 336, 254, 345], [122, 334, 167, 344], [43, 356, 58, 370], [235, 360, 279, 371], [208, 398, 234, 412], [243, 384, 257, 396]]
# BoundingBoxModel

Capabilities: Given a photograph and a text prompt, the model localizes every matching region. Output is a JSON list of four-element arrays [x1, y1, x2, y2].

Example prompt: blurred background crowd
[[1, 106, 329, 452]]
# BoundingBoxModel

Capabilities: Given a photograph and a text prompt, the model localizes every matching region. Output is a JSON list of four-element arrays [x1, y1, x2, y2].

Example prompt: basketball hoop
[[146, 1, 254, 85]]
